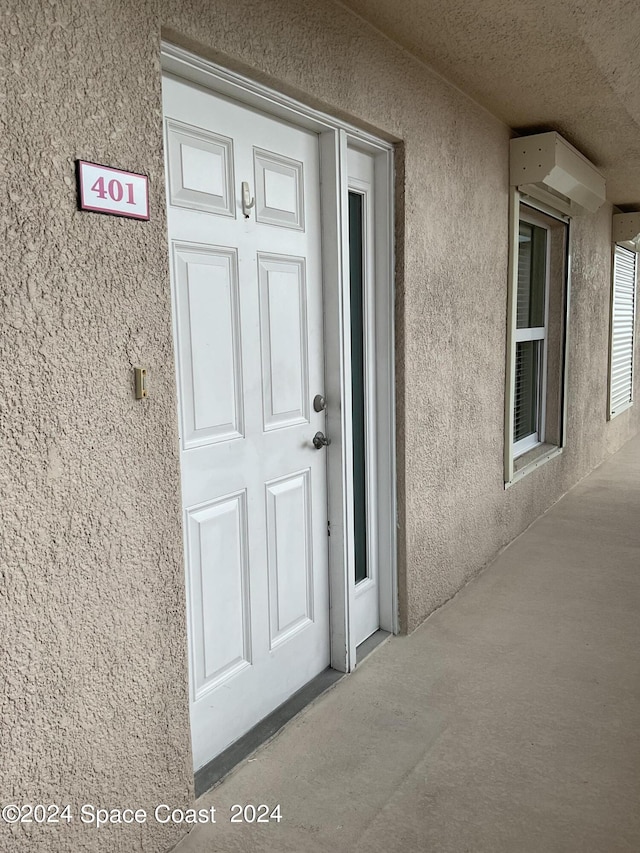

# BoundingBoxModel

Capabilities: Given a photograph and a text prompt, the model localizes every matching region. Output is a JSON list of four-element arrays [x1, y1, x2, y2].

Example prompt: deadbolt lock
[[313, 394, 327, 412], [312, 431, 331, 450]]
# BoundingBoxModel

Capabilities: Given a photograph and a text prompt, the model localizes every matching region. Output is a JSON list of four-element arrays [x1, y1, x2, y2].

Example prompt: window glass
[[514, 340, 540, 442], [513, 217, 548, 452], [507, 201, 569, 478], [348, 191, 368, 585], [517, 222, 546, 329]]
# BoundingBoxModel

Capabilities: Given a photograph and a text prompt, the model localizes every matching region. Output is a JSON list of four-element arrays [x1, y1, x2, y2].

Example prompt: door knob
[[312, 431, 331, 449]]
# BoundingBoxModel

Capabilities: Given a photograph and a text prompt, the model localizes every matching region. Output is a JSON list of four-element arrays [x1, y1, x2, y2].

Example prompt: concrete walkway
[[173, 436, 640, 853]]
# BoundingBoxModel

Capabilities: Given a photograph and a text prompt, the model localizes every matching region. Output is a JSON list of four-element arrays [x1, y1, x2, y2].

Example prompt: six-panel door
[[163, 75, 330, 770]]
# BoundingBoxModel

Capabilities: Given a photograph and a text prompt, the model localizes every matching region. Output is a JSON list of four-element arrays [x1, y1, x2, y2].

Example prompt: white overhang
[[613, 212, 640, 252], [510, 132, 606, 214]]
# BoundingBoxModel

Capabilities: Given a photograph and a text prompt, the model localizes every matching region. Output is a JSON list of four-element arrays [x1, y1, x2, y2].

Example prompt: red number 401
[[91, 176, 135, 205]]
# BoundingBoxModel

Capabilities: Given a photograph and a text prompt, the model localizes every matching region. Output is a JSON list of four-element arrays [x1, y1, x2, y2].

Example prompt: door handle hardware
[[241, 181, 255, 218], [312, 431, 331, 449], [313, 394, 327, 412]]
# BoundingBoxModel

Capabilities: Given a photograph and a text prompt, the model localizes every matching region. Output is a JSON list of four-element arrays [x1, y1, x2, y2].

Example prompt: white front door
[[163, 75, 330, 770]]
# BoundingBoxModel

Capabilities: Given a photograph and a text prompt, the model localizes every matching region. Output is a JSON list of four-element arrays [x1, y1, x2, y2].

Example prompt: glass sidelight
[[347, 142, 388, 647], [348, 191, 368, 585]]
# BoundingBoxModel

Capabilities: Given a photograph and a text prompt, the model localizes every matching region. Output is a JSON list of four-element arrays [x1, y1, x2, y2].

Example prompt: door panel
[[266, 470, 314, 646], [173, 244, 243, 445], [164, 75, 330, 770], [187, 493, 251, 694], [166, 119, 235, 216], [254, 148, 305, 229], [257, 254, 309, 429]]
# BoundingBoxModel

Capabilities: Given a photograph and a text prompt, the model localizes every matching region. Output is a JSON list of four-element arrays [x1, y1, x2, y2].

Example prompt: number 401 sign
[[77, 161, 149, 220]]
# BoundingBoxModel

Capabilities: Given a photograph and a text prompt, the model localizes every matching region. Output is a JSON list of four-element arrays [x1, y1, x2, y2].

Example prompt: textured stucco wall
[[160, 0, 515, 631], [1, 1, 638, 851], [160, 0, 639, 629], [1, 2, 192, 852], [339, 0, 640, 205]]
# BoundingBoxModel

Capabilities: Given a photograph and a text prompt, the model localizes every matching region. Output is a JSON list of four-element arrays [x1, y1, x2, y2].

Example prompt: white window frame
[[504, 190, 571, 487], [608, 243, 637, 419], [512, 210, 551, 457]]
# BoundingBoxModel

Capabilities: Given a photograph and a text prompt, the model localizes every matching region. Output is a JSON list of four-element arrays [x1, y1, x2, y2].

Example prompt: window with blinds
[[513, 219, 548, 455], [609, 244, 637, 417], [505, 198, 569, 483]]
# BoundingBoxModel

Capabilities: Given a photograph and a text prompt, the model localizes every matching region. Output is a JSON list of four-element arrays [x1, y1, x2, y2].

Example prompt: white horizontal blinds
[[610, 244, 637, 415], [514, 340, 540, 442], [514, 220, 547, 449]]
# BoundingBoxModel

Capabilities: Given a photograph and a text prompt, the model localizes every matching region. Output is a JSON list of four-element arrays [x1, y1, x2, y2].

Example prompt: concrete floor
[[172, 436, 640, 853]]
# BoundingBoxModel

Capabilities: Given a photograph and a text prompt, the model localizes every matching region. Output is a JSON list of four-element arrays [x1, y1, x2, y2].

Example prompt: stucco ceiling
[[338, 0, 640, 207]]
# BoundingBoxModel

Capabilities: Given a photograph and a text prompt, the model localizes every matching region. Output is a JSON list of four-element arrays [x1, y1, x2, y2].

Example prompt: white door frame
[[161, 42, 398, 675]]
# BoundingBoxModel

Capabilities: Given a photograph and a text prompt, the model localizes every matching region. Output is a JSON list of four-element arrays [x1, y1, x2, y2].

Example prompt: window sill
[[505, 443, 563, 488]]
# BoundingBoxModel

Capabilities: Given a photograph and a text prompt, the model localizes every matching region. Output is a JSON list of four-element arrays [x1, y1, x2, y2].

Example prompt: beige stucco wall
[[161, 0, 640, 628], [161, 0, 516, 633], [2, 1, 638, 851], [1, 2, 191, 852]]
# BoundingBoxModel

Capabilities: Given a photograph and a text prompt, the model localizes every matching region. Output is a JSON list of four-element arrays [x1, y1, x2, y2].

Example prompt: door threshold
[[356, 629, 391, 666], [194, 668, 344, 797]]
